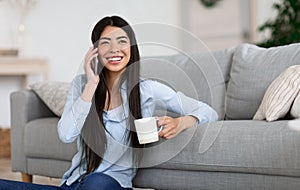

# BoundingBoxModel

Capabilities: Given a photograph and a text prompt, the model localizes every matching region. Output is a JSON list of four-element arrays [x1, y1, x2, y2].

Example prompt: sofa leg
[[21, 173, 32, 183]]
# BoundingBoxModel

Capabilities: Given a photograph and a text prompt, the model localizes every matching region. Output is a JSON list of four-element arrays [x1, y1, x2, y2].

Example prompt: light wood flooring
[[0, 158, 61, 185]]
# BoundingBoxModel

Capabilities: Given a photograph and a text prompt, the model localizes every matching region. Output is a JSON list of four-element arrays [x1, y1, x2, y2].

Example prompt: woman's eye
[[119, 40, 128, 44], [100, 41, 109, 45]]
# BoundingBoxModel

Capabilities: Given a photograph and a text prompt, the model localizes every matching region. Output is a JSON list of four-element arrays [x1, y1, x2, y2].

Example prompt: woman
[[0, 16, 218, 190]]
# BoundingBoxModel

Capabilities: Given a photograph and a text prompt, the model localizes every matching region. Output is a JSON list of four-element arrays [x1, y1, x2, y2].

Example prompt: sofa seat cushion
[[24, 117, 77, 161], [140, 121, 300, 177], [134, 168, 300, 190]]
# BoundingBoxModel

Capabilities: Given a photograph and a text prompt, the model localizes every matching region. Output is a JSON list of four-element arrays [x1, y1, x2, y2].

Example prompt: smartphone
[[92, 41, 99, 74], [92, 57, 98, 75]]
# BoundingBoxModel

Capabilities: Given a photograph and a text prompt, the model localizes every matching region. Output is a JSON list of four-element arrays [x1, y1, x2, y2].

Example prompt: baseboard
[[0, 128, 11, 158]]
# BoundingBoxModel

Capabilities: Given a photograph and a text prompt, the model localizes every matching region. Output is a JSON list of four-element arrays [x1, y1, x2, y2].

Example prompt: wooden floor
[[0, 158, 61, 186], [0, 158, 152, 189]]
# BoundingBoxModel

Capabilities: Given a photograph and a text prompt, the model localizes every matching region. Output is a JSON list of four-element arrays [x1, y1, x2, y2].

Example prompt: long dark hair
[[80, 16, 142, 174]]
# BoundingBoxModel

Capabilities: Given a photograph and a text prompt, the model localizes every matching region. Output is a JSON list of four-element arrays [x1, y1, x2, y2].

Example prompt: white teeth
[[108, 57, 122, 61]]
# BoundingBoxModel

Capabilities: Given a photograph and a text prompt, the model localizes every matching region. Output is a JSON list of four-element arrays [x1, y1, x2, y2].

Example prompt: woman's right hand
[[84, 46, 100, 84], [81, 46, 100, 102]]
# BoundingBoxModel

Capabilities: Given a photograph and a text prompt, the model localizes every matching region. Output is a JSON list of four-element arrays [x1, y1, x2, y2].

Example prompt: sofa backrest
[[140, 47, 235, 119], [225, 43, 300, 120]]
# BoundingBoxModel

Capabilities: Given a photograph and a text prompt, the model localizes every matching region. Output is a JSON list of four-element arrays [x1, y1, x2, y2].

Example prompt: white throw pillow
[[253, 65, 300, 121], [30, 81, 70, 117], [291, 91, 300, 118]]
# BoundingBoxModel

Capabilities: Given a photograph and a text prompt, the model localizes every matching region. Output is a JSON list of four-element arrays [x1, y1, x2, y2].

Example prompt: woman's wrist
[[181, 115, 198, 129], [81, 82, 98, 102]]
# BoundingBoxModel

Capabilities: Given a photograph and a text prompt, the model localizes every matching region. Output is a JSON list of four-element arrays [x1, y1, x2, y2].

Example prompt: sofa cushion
[[226, 43, 300, 119], [27, 158, 71, 178], [141, 47, 235, 120], [139, 121, 300, 177], [134, 168, 300, 190], [30, 81, 70, 117], [253, 65, 300, 121], [24, 117, 77, 161]]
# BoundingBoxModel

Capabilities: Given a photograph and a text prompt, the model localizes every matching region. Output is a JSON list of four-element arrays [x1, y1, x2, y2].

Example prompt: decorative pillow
[[253, 65, 300, 121], [30, 81, 70, 117], [291, 91, 300, 118], [226, 43, 300, 120]]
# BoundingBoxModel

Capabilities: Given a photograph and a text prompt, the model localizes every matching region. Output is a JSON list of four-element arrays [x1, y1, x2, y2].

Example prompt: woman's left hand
[[156, 116, 184, 140], [156, 116, 198, 140]]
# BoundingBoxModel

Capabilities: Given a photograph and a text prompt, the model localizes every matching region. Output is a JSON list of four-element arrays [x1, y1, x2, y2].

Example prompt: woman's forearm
[[81, 82, 98, 102]]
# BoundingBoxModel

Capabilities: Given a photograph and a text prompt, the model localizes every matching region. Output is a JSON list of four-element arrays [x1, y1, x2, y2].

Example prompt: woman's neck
[[104, 71, 124, 111], [106, 71, 122, 92]]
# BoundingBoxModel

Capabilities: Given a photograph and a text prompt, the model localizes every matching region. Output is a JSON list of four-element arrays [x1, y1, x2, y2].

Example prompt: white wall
[[0, 0, 280, 127], [181, 0, 246, 51], [255, 0, 280, 42]]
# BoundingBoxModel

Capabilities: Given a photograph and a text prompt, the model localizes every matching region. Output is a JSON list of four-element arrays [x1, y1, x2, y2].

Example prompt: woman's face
[[98, 26, 131, 74]]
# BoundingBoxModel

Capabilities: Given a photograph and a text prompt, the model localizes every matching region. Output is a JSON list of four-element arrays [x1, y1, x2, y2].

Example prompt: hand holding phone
[[92, 41, 99, 75], [84, 46, 99, 84], [92, 57, 98, 75]]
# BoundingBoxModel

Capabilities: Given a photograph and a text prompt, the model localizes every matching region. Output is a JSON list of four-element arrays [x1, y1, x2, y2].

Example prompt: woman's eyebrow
[[99, 37, 111, 41], [116, 36, 128, 40], [99, 36, 128, 41]]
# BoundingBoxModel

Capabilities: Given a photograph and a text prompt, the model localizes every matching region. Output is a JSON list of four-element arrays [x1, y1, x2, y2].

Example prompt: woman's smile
[[106, 56, 124, 65]]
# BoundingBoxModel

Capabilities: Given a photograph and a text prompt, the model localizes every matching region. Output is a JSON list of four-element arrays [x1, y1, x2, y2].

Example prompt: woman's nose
[[109, 42, 120, 53]]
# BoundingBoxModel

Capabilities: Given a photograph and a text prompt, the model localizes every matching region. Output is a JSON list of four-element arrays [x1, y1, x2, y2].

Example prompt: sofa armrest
[[10, 90, 56, 173]]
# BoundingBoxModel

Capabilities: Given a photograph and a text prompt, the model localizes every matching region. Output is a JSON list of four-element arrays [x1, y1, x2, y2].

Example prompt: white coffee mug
[[134, 117, 159, 144]]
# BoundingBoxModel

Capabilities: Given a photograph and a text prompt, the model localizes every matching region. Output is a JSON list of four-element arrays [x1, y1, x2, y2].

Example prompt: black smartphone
[[92, 57, 98, 75]]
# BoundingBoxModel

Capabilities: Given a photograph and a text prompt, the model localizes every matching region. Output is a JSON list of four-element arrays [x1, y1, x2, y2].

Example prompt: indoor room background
[[0, 0, 276, 128]]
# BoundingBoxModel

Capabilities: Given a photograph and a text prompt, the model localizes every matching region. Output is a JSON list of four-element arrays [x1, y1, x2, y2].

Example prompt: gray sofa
[[10, 43, 300, 190]]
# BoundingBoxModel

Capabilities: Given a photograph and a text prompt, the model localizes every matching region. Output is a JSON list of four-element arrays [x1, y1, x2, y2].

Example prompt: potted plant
[[258, 0, 300, 47]]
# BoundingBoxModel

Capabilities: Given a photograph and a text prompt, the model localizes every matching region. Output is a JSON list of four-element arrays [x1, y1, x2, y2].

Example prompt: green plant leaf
[[257, 0, 300, 47]]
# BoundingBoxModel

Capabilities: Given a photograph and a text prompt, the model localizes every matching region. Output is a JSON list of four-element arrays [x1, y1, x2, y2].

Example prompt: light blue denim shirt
[[57, 74, 218, 188]]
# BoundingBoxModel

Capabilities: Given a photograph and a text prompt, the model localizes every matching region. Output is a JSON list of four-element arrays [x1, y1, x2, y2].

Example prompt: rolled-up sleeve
[[141, 80, 218, 124], [57, 75, 92, 143]]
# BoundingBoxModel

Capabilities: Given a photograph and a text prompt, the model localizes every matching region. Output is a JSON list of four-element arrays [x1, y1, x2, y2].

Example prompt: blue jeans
[[0, 173, 132, 190]]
